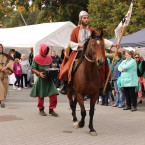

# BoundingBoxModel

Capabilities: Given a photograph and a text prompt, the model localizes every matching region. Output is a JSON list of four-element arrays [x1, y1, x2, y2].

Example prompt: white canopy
[[0, 21, 76, 56]]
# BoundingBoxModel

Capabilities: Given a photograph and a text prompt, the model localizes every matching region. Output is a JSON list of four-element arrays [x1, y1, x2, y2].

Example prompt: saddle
[[69, 51, 84, 82]]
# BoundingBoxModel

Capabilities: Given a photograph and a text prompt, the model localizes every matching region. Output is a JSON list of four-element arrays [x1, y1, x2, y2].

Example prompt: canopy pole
[[20, 12, 27, 26]]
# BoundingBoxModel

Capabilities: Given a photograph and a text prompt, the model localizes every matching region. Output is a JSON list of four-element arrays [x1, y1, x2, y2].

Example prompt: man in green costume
[[30, 44, 58, 116]]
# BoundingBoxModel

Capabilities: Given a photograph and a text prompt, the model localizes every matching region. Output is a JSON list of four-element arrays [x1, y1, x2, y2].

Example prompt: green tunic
[[30, 60, 58, 98]]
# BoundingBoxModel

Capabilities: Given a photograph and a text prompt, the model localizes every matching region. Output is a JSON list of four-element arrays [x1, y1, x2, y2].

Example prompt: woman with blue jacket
[[118, 51, 138, 111], [111, 52, 125, 108]]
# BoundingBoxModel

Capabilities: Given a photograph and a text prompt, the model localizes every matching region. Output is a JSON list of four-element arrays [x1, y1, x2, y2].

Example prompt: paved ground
[[0, 86, 145, 145]]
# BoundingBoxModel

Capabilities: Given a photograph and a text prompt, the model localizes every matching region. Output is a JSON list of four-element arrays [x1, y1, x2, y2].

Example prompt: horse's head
[[85, 30, 105, 67]]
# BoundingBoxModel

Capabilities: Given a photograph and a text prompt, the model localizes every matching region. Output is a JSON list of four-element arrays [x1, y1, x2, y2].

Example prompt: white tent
[[0, 21, 76, 56], [0, 21, 76, 84]]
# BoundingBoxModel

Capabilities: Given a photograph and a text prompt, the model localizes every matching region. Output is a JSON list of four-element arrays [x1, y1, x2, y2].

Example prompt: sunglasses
[[135, 57, 139, 58]]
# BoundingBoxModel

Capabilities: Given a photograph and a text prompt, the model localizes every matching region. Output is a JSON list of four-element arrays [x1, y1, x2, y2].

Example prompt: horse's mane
[[80, 37, 90, 60], [72, 37, 90, 75]]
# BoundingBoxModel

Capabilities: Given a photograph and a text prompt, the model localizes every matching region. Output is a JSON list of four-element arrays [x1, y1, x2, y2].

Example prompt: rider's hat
[[78, 10, 89, 25]]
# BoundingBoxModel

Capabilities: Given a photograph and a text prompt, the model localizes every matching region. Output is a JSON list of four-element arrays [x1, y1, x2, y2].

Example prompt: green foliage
[[88, 0, 145, 38], [5, 10, 41, 27], [1, 0, 145, 37], [2, 0, 88, 27], [106, 54, 114, 62], [0, 0, 14, 23]]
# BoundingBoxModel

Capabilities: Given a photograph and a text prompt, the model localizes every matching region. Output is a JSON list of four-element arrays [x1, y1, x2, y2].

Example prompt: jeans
[[108, 89, 114, 101], [113, 80, 125, 106], [14, 75, 21, 87]]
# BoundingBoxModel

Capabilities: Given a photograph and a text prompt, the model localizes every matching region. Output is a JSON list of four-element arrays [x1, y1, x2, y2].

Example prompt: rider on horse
[[59, 10, 118, 94]]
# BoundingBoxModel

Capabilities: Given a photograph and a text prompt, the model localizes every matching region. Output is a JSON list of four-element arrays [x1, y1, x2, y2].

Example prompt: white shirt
[[69, 27, 113, 51]]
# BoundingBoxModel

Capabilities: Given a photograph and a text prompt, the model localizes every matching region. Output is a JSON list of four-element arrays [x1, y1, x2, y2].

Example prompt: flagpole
[[103, 0, 134, 95]]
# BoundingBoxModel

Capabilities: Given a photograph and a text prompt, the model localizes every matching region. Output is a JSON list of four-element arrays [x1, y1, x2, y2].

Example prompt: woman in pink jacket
[[13, 58, 22, 90]]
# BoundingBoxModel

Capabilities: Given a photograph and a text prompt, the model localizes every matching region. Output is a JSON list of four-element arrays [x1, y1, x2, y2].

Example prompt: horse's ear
[[100, 30, 103, 38], [91, 30, 95, 39]]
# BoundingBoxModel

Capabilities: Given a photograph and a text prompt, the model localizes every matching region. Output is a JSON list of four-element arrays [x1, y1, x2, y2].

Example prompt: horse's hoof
[[73, 122, 79, 128], [73, 125, 79, 128], [90, 131, 97, 136], [78, 122, 85, 128]]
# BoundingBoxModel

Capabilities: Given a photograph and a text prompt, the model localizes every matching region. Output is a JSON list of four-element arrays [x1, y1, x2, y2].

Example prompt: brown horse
[[67, 31, 105, 136]]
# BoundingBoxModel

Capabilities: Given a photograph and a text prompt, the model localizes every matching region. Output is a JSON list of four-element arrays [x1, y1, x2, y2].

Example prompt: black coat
[[14, 51, 21, 59], [29, 52, 33, 66], [51, 55, 62, 68]]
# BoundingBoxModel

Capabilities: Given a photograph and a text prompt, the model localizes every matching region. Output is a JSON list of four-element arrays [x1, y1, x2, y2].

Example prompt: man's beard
[[82, 21, 89, 26]]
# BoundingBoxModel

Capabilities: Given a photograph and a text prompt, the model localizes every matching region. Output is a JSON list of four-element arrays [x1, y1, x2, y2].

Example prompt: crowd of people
[[100, 51, 145, 112], [11, 49, 32, 90]]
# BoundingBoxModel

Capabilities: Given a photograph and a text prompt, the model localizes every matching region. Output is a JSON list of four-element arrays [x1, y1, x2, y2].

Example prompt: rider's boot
[[60, 81, 67, 95]]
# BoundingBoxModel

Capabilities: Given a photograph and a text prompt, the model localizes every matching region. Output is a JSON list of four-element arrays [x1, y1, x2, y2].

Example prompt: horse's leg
[[67, 85, 78, 128], [89, 95, 98, 136], [77, 93, 86, 128], [71, 97, 78, 128]]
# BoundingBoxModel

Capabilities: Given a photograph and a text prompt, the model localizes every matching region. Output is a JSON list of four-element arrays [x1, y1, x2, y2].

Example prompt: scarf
[[111, 58, 123, 75], [33, 44, 52, 66]]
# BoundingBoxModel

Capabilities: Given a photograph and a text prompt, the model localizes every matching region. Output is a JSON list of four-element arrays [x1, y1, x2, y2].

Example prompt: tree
[[7, 0, 89, 26], [0, 0, 14, 25], [88, 0, 145, 38]]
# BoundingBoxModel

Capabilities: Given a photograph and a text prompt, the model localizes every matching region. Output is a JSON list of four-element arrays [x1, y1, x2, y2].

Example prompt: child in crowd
[[13, 58, 22, 90]]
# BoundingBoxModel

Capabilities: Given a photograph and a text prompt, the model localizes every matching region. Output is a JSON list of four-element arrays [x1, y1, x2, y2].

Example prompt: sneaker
[[17, 87, 21, 91], [131, 106, 137, 112], [99, 97, 102, 102], [13, 84, 16, 90], [138, 100, 142, 104], [118, 106, 123, 108], [123, 106, 131, 110], [57, 88, 60, 91], [84, 96, 90, 101], [24, 87, 28, 89], [1, 103, 5, 108], [112, 104, 118, 107]]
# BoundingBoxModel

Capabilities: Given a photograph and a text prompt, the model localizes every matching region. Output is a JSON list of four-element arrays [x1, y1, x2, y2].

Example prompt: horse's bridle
[[84, 38, 98, 63], [84, 54, 96, 63]]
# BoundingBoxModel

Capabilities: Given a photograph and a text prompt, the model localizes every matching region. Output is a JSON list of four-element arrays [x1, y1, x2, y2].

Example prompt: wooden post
[[103, 1, 133, 94]]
